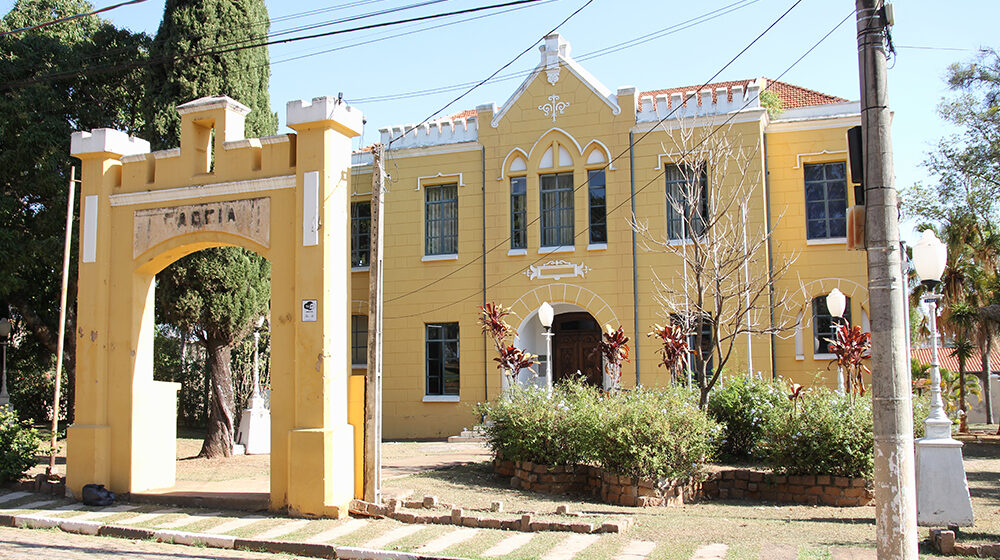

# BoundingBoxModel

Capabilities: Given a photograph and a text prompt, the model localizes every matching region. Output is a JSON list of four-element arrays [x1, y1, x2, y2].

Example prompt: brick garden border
[[495, 460, 873, 508]]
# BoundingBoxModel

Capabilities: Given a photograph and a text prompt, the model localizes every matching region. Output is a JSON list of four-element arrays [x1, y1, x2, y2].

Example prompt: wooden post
[[364, 144, 385, 503], [856, 1, 917, 557], [47, 166, 77, 478]]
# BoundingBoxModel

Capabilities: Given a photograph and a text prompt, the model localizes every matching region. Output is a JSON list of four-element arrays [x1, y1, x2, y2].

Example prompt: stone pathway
[[0, 490, 888, 560]]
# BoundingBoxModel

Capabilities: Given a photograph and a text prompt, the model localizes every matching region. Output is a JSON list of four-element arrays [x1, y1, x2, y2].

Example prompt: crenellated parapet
[[636, 81, 761, 123], [378, 115, 479, 150]]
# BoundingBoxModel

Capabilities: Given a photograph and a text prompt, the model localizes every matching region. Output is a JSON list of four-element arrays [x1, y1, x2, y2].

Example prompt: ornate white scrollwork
[[524, 260, 591, 281], [538, 94, 569, 123]]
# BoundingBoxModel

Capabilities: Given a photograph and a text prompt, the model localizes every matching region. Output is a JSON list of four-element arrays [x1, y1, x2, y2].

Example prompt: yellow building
[[348, 34, 868, 439]]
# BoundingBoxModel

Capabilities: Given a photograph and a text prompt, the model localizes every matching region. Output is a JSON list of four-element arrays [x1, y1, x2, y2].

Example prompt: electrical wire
[[382, 0, 805, 308], [384, 5, 854, 320], [0, 0, 147, 38]]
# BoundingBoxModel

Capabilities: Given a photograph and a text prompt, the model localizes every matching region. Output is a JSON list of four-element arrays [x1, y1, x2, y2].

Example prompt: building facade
[[349, 34, 869, 439]]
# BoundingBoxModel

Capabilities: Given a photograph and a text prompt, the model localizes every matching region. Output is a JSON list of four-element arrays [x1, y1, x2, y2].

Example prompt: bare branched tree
[[633, 120, 798, 408]]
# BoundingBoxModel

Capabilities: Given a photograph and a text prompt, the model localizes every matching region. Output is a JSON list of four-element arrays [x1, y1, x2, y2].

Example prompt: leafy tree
[[156, 248, 269, 457], [142, 0, 277, 149], [144, 0, 277, 457], [0, 0, 149, 422]]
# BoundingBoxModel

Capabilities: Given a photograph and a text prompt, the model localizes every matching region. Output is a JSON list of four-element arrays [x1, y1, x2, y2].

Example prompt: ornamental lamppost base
[[916, 430, 974, 527]]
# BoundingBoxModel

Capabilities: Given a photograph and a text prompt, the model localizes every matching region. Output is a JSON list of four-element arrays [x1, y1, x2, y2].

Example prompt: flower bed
[[701, 469, 874, 507]]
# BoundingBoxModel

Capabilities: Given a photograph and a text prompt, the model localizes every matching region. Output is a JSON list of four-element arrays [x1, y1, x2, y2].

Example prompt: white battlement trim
[[176, 95, 250, 116], [286, 96, 364, 135], [379, 115, 479, 150], [108, 175, 295, 207], [121, 153, 147, 164], [223, 138, 262, 150], [260, 134, 292, 145], [636, 81, 761, 123], [352, 151, 374, 166], [71, 129, 150, 157], [155, 148, 181, 159], [771, 100, 861, 122]]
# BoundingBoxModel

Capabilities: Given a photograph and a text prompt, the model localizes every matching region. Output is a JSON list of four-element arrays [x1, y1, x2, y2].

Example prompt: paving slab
[[203, 515, 266, 534], [305, 518, 368, 543], [418, 527, 479, 553], [250, 518, 311, 541], [154, 511, 221, 529], [113, 509, 182, 526], [75, 505, 141, 520], [691, 543, 729, 559], [482, 532, 536, 557], [361, 523, 426, 550], [614, 540, 657, 560], [4, 499, 58, 511], [0, 492, 31, 504], [541, 534, 601, 560]]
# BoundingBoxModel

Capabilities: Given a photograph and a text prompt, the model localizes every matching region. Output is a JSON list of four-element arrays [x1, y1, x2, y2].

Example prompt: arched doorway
[[552, 312, 602, 387], [67, 95, 364, 518]]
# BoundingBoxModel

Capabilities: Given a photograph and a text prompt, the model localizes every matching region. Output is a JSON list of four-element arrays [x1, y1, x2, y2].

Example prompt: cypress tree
[[144, 0, 275, 458]]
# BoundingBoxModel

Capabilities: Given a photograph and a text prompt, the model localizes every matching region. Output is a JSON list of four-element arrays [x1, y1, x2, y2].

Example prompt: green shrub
[[477, 379, 603, 466], [707, 375, 789, 461], [759, 389, 873, 479], [912, 394, 930, 440], [0, 407, 41, 483], [598, 387, 718, 480], [479, 381, 719, 481]]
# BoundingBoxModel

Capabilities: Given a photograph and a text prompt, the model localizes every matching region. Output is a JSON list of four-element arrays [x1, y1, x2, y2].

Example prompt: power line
[[385, 0, 595, 148], [0, 0, 147, 38], [383, 0, 804, 308], [385, 4, 854, 320], [895, 45, 989, 53], [0, 0, 545, 91]]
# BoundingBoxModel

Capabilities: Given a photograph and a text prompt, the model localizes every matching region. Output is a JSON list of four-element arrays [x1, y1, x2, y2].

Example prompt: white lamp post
[[826, 288, 847, 393], [249, 315, 266, 409], [236, 316, 270, 454], [0, 317, 10, 408], [913, 229, 973, 527], [539, 302, 554, 395]]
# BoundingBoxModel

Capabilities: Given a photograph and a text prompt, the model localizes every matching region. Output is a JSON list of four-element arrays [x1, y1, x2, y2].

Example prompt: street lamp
[[826, 288, 847, 393], [250, 316, 266, 408], [0, 317, 9, 408], [912, 228, 973, 527], [539, 302, 554, 394]]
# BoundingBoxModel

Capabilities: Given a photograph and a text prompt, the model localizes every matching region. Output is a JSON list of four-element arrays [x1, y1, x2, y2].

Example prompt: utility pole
[[364, 144, 385, 503], [855, 2, 917, 558]]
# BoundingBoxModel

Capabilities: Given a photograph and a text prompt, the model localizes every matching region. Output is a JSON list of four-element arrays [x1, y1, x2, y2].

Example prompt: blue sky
[[3, 0, 997, 240]]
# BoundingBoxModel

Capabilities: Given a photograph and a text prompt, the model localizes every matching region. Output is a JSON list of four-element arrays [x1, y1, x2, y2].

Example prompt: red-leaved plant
[[826, 323, 871, 400], [647, 323, 691, 384], [598, 324, 630, 392], [478, 302, 536, 390]]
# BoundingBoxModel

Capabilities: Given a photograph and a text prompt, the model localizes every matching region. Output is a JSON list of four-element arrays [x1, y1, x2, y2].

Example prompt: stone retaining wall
[[496, 460, 872, 507]]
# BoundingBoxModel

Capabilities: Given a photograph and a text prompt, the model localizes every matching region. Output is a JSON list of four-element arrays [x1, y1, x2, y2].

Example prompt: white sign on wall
[[301, 299, 317, 322]]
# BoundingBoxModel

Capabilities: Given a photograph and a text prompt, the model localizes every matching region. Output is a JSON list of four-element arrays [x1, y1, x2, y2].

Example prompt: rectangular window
[[665, 163, 708, 240], [425, 183, 458, 256], [540, 172, 574, 248], [671, 312, 713, 381], [510, 176, 527, 250], [588, 169, 607, 244], [351, 201, 370, 268], [804, 162, 848, 240], [426, 322, 459, 396], [351, 314, 367, 366], [813, 295, 851, 355]]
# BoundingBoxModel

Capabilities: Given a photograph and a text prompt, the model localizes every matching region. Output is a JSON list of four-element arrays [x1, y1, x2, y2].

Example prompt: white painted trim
[[498, 148, 530, 181], [303, 171, 319, 247], [351, 266, 370, 273], [352, 364, 367, 370], [82, 195, 98, 263], [805, 237, 847, 246], [416, 172, 465, 191], [587, 243, 607, 251], [583, 139, 615, 170], [386, 142, 481, 159], [108, 175, 295, 206], [630, 109, 766, 134], [813, 353, 836, 361], [538, 246, 574, 254], [507, 248, 527, 256], [527, 127, 583, 161], [666, 238, 696, 247], [794, 150, 847, 169], [655, 151, 712, 170], [767, 117, 861, 134], [422, 253, 458, 262], [422, 395, 460, 403]]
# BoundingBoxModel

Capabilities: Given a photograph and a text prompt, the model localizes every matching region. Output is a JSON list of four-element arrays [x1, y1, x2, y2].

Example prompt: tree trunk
[[199, 337, 234, 458], [959, 357, 968, 433], [983, 335, 994, 425]]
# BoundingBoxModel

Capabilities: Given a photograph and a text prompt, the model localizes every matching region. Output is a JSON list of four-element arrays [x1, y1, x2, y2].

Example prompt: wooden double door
[[552, 312, 603, 387]]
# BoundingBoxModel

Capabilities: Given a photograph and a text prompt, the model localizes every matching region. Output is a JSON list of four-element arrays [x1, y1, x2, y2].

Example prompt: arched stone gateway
[[68, 95, 363, 518]]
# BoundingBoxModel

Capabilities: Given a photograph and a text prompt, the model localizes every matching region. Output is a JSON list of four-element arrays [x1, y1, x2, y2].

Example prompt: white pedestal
[[236, 398, 270, 455], [916, 435, 974, 527]]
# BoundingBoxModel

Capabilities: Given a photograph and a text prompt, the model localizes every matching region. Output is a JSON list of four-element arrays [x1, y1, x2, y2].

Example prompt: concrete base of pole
[[915, 436, 974, 527], [236, 401, 271, 455]]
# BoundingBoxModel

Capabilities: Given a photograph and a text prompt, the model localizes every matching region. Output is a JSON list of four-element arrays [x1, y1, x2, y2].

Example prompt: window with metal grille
[[425, 184, 458, 255], [351, 314, 367, 366], [540, 172, 574, 248], [588, 169, 606, 244], [813, 295, 851, 354], [665, 163, 708, 240], [804, 162, 848, 240], [351, 201, 370, 268], [510, 176, 527, 250], [426, 323, 459, 396]]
